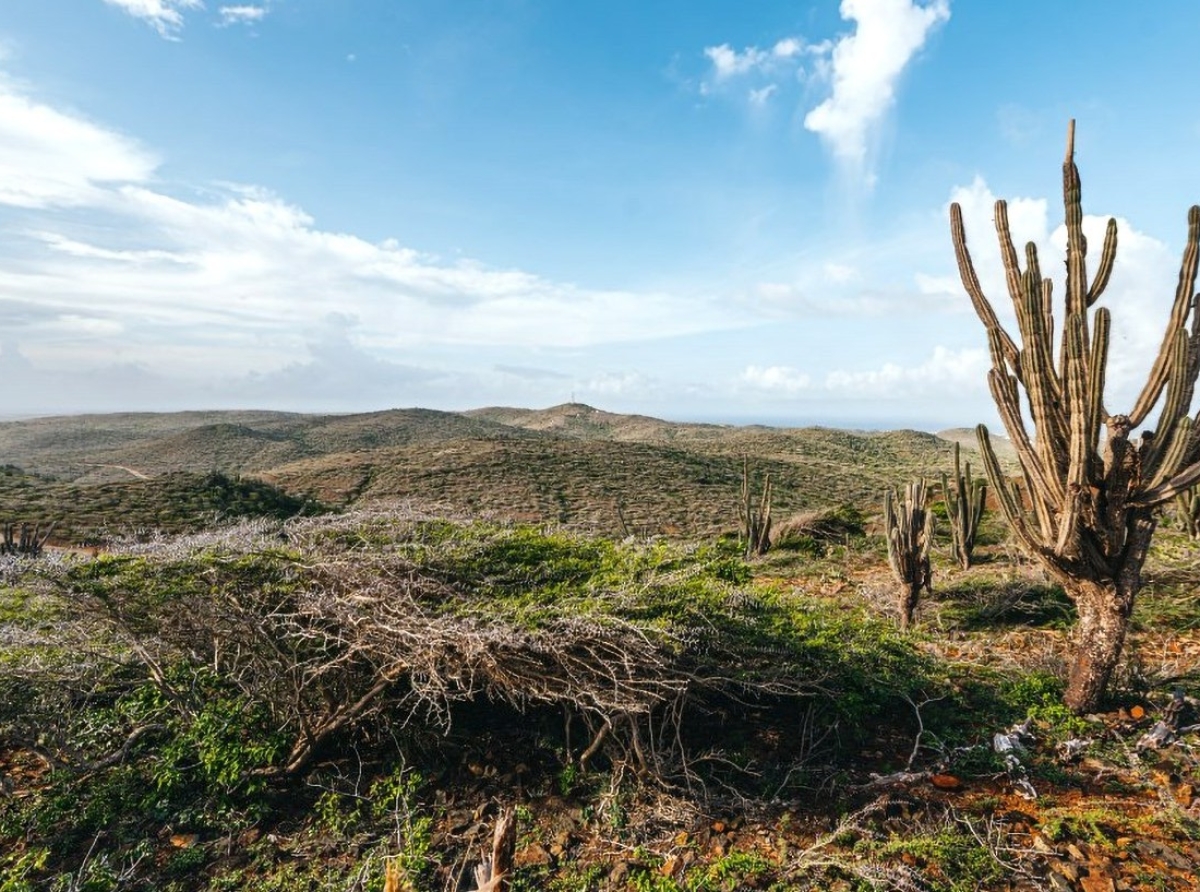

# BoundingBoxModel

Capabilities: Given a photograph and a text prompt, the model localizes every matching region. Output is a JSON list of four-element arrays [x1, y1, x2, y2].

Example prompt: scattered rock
[[1048, 859, 1080, 882], [1133, 839, 1193, 871], [1031, 834, 1056, 855], [514, 842, 551, 868], [930, 773, 963, 791], [1058, 738, 1093, 759], [1079, 874, 1115, 892], [1173, 782, 1195, 807]]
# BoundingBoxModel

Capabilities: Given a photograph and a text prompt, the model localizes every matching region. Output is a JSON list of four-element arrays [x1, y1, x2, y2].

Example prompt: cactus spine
[[740, 458, 772, 558], [941, 442, 987, 569], [884, 479, 933, 631], [951, 120, 1200, 712]]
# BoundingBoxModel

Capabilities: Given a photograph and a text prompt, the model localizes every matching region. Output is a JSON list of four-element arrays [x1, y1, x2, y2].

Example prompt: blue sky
[[1, 1, 1199, 427]]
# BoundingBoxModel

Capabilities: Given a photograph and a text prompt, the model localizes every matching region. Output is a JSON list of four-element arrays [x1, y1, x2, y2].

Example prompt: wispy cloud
[[803, 0, 950, 183], [0, 74, 743, 402], [0, 86, 157, 207], [218, 4, 268, 26], [824, 345, 987, 397], [747, 85, 777, 107], [101, 0, 204, 39], [700, 37, 829, 96], [703, 44, 768, 80], [741, 365, 812, 393], [698, 1, 947, 184]]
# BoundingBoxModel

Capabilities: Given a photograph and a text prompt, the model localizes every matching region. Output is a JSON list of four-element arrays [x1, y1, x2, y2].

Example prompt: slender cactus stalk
[[1174, 486, 1200, 539], [951, 120, 1200, 712], [740, 458, 772, 558], [1, 520, 56, 557], [884, 479, 934, 631], [940, 442, 987, 569]]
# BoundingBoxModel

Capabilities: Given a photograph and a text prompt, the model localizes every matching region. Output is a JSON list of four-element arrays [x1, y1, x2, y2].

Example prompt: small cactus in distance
[[1, 520, 56, 557], [884, 479, 934, 631], [940, 442, 987, 569], [740, 458, 772, 558], [1174, 486, 1200, 539]]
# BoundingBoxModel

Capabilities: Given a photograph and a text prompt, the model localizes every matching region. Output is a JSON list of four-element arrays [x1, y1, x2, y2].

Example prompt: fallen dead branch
[[57, 512, 914, 787]]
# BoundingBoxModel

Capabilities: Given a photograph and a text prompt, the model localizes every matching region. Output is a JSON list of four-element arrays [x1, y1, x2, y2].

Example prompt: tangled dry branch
[[65, 513, 875, 784]]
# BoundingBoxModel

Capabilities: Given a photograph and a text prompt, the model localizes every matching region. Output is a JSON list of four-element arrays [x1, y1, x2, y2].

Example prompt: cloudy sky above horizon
[[1, 1, 1199, 428]]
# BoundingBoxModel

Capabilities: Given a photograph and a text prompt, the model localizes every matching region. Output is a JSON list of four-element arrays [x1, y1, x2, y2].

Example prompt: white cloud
[[825, 346, 988, 397], [746, 267, 950, 319], [703, 36, 827, 81], [772, 38, 805, 59], [218, 4, 268, 25], [700, 35, 829, 103], [741, 365, 813, 393], [823, 262, 858, 284], [914, 272, 959, 295], [704, 44, 771, 80], [0, 74, 744, 395], [582, 371, 658, 397], [0, 86, 158, 207], [102, 0, 204, 39], [748, 85, 777, 106], [803, 0, 950, 177]]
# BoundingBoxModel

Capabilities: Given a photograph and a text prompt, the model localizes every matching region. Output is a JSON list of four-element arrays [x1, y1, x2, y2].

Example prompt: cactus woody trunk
[[884, 479, 933, 631], [951, 120, 1200, 713], [941, 441, 986, 569]]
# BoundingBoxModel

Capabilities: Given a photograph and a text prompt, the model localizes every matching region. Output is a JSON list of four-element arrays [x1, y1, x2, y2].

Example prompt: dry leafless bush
[[57, 509, 904, 787]]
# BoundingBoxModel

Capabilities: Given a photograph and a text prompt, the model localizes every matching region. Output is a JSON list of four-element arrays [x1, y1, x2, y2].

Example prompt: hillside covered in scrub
[[0, 404, 974, 544], [1, 407, 1199, 891]]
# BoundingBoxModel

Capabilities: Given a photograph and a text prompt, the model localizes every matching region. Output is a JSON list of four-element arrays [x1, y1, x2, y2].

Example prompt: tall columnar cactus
[[951, 120, 1200, 712], [884, 479, 934, 631], [740, 458, 772, 558], [941, 442, 987, 569]]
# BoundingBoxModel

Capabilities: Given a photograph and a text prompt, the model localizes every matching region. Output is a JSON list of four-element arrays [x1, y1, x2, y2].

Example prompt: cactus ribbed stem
[[941, 442, 987, 570], [951, 120, 1200, 713], [884, 479, 934, 631]]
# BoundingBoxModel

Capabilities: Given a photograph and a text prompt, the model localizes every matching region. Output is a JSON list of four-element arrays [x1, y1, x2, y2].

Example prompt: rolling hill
[[0, 403, 985, 542]]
